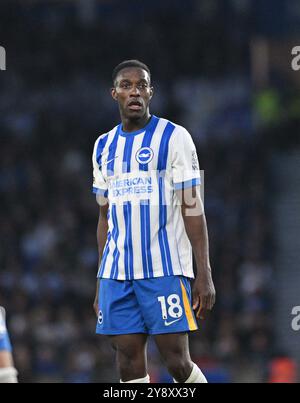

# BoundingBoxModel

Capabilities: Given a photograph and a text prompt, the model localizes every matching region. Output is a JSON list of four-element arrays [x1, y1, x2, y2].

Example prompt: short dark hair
[[112, 60, 151, 85]]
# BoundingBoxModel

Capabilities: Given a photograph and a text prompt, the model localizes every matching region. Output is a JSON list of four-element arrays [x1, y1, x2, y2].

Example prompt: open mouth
[[128, 100, 143, 110]]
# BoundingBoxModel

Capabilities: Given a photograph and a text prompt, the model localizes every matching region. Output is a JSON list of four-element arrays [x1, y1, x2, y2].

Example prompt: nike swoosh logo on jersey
[[103, 156, 118, 165], [164, 318, 182, 326]]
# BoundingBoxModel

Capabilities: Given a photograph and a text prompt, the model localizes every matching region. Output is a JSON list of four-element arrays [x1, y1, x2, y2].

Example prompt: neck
[[121, 111, 151, 133]]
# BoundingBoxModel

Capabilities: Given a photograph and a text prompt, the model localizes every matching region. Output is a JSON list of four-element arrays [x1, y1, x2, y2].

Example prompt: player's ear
[[111, 87, 118, 101], [149, 86, 154, 100]]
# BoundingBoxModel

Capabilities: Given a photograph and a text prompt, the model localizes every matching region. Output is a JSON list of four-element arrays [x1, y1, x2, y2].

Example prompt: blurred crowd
[[0, 0, 297, 382]]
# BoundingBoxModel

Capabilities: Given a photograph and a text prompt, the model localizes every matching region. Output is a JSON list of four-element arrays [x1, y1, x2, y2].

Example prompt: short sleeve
[[170, 126, 201, 190], [92, 136, 108, 197]]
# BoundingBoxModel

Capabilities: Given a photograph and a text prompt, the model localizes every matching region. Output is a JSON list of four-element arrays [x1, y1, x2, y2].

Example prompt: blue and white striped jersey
[[92, 115, 201, 280]]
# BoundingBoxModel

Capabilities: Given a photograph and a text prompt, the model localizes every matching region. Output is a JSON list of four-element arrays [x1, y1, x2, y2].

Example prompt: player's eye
[[137, 83, 149, 90], [120, 82, 132, 89]]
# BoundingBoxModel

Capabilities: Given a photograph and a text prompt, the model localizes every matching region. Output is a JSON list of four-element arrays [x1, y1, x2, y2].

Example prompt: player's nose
[[130, 85, 141, 96]]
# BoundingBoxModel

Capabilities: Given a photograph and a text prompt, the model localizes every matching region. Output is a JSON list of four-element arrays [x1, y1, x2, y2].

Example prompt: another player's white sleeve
[[170, 126, 201, 190], [92, 137, 108, 197]]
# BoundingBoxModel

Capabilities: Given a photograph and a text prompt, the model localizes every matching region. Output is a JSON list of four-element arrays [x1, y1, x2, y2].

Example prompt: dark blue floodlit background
[[0, 0, 300, 383]]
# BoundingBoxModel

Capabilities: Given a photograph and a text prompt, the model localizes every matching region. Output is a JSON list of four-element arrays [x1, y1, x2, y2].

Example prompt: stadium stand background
[[0, 0, 299, 382]]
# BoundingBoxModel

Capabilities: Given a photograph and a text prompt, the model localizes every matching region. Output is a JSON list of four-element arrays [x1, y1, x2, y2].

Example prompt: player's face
[[111, 68, 153, 119]]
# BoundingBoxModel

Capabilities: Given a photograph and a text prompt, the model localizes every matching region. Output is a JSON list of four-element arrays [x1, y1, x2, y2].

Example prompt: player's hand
[[93, 296, 98, 318], [192, 272, 216, 320], [93, 279, 100, 317]]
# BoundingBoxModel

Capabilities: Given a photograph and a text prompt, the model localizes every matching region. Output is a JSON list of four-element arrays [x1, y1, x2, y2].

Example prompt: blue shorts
[[96, 275, 198, 335]]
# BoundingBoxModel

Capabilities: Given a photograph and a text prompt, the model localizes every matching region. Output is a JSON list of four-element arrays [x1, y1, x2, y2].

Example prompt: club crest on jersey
[[98, 310, 103, 325], [135, 147, 154, 164]]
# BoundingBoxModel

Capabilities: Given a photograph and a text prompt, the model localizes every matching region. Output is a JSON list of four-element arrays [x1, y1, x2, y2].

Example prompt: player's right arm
[[92, 135, 109, 317], [93, 200, 109, 317]]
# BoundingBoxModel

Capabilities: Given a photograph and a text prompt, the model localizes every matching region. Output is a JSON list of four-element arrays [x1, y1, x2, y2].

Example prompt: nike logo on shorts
[[164, 318, 182, 326]]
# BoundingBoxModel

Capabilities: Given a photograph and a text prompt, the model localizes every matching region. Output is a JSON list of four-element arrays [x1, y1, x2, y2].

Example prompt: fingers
[[203, 292, 216, 310], [192, 294, 200, 311], [211, 293, 216, 309], [196, 302, 205, 320], [209, 291, 216, 310], [197, 297, 208, 319], [200, 295, 210, 310], [194, 293, 216, 319]]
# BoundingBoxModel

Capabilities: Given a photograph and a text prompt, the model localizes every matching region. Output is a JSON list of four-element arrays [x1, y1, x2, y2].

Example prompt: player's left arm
[[171, 126, 216, 319], [177, 185, 216, 320]]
